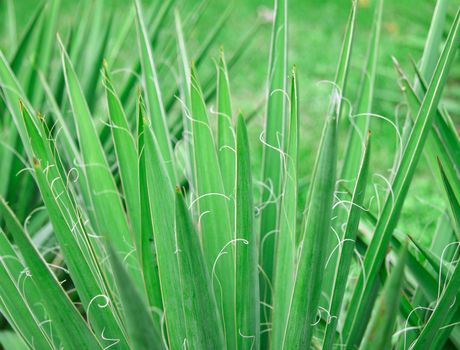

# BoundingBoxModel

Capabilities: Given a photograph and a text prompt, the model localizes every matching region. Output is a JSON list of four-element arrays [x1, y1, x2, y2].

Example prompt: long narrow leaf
[[137, 95, 163, 315], [271, 67, 298, 350], [143, 115, 186, 349], [259, 0, 288, 324], [235, 113, 259, 349], [175, 190, 225, 349]]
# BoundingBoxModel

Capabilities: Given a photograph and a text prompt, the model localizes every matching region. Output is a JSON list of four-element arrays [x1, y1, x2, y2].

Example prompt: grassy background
[[2, 0, 459, 245]]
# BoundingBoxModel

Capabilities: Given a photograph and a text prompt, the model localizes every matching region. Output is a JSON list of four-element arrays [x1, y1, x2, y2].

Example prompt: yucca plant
[[0, 0, 459, 349]]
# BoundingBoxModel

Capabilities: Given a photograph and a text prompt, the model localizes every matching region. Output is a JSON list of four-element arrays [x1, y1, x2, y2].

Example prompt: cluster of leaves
[[0, 0, 459, 349]]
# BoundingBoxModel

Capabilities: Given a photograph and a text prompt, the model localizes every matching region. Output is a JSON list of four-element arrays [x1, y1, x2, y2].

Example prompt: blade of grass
[[175, 189, 225, 349], [271, 66, 298, 350], [259, 1, 288, 325], [235, 113, 259, 349], [143, 114, 187, 349], [137, 94, 163, 320]]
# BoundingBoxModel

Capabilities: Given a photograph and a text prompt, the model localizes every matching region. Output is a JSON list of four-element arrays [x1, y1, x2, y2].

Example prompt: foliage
[[0, 0, 459, 349]]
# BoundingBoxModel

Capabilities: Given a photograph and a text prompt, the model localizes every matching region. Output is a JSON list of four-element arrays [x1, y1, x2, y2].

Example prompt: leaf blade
[[235, 114, 259, 349]]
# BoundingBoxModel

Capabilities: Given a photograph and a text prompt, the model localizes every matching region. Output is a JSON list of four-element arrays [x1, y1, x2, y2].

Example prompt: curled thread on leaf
[[101, 328, 120, 350], [86, 294, 111, 331], [325, 238, 355, 268], [188, 192, 230, 210]]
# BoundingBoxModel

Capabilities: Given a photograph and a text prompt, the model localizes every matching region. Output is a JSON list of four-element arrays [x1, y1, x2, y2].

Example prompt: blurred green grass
[[1, 0, 458, 244]]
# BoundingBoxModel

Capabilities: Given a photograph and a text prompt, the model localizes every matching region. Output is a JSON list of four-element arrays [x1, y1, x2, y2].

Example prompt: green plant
[[0, 0, 459, 349]]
